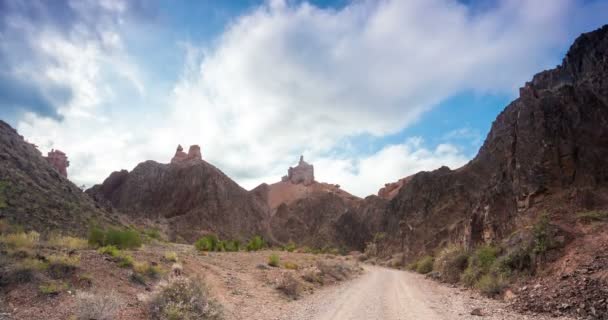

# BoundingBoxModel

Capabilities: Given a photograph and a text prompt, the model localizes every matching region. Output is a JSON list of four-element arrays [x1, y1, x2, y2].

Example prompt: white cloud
[[11, 0, 608, 197]]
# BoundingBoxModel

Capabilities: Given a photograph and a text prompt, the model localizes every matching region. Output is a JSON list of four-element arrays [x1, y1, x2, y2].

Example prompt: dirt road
[[281, 266, 572, 320]]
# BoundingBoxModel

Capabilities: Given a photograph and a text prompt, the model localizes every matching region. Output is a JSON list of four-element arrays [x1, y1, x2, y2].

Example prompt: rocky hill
[[372, 25, 608, 258], [0, 121, 115, 235], [86, 145, 270, 242]]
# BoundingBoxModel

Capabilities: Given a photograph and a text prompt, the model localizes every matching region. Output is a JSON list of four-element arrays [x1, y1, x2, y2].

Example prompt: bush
[[39, 280, 67, 295], [48, 235, 88, 250], [475, 274, 507, 297], [283, 261, 299, 270], [47, 254, 80, 279], [88, 227, 142, 249], [276, 273, 302, 300], [0, 231, 39, 249], [75, 291, 122, 320], [164, 251, 178, 262], [471, 245, 500, 273], [98, 245, 121, 258], [433, 245, 469, 283], [195, 235, 219, 252], [268, 254, 280, 267], [134, 262, 163, 279], [284, 241, 296, 252], [117, 254, 134, 268], [224, 240, 240, 252], [105, 229, 142, 249], [143, 228, 163, 241], [148, 277, 222, 320], [415, 256, 434, 274], [246, 236, 265, 252]]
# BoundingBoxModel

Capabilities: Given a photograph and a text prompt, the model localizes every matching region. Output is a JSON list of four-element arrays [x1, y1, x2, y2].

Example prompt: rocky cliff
[[373, 25, 608, 258], [86, 146, 269, 242], [0, 121, 114, 235]]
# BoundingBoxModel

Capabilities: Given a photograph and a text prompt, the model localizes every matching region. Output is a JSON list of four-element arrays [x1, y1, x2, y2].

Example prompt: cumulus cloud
[[8, 0, 608, 197]]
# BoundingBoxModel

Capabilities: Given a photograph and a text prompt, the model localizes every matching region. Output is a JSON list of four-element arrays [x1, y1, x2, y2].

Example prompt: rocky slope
[[86, 146, 269, 242], [0, 121, 114, 235], [373, 25, 608, 258]]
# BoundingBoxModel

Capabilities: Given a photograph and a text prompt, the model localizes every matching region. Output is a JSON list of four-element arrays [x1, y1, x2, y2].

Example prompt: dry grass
[[0, 231, 39, 249], [75, 291, 122, 320], [148, 277, 222, 320], [48, 234, 88, 250], [164, 251, 178, 262], [276, 273, 303, 300], [47, 253, 80, 279]]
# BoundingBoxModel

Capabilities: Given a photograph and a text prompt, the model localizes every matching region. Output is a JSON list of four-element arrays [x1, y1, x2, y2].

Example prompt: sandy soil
[[279, 266, 575, 320]]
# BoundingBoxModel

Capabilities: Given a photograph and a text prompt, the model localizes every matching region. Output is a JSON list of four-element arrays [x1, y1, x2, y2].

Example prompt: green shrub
[[576, 210, 608, 222], [475, 274, 507, 297], [98, 245, 121, 257], [461, 265, 480, 287], [246, 236, 265, 251], [148, 277, 222, 320], [134, 262, 163, 279], [268, 254, 280, 267], [39, 280, 67, 295], [117, 254, 134, 268], [88, 226, 106, 247], [88, 227, 142, 249], [284, 241, 296, 252], [433, 245, 469, 283], [194, 234, 219, 252], [415, 256, 434, 274], [143, 228, 163, 241], [471, 245, 500, 273], [224, 240, 240, 252], [533, 214, 551, 255], [105, 229, 142, 249]]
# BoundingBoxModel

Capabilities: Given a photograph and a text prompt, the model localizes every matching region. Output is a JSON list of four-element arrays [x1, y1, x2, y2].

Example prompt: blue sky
[[1, 0, 607, 196]]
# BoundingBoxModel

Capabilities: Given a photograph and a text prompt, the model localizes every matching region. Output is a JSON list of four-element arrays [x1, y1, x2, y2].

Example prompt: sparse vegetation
[[148, 277, 222, 320], [414, 256, 434, 274], [224, 240, 240, 252], [0, 231, 40, 249], [134, 261, 163, 279], [143, 228, 163, 241], [98, 245, 121, 257], [0, 181, 8, 209], [576, 210, 608, 222], [461, 244, 500, 286], [164, 251, 178, 262], [283, 241, 296, 252], [117, 254, 134, 268], [283, 261, 299, 270], [39, 280, 68, 295], [195, 234, 219, 252], [268, 254, 280, 267], [88, 227, 142, 249], [433, 245, 469, 283], [47, 253, 80, 279], [75, 291, 122, 320], [246, 235, 265, 251], [276, 273, 303, 300], [475, 274, 507, 297], [48, 234, 88, 250], [532, 214, 551, 255]]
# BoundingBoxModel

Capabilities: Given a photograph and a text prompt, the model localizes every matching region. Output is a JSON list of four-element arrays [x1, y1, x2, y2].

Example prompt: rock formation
[[87, 155, 269, 242], [44, 149, 69, 178], [0, 121, 111, 235], [281, 155, 314, 185], [170, 144, 202, 164]]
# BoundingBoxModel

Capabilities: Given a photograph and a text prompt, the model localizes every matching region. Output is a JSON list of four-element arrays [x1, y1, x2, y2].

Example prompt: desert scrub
[[576, 210, 608, 222], [98, 245, 121, 257], [48, 234, 88, 250], [75, 290, 122, 320], [415, 256, 434, 274], [283, 241, 296, 252], [194, 234, 219, 252], [98, 245, 133, 267], [246, 235, 265, 251], [116, 254, 134, 268], [268, 254, 280, 267], [461, 244, 501, 287], [148, 277, 222, 320], [88, 227, 142, 249], [0, 231, 39, 249], [283, 261, 299, 270], [164, 251, 178, 262], [433, 245, 469, 283], [143, 228, 163, 241], [39, 280, 68, 295], [277, 273, 303, 300], [223, 240, 240, 252], [475, 274, 507, 297], [47, 254, 80, 279], [134, 261, 163, 279]]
